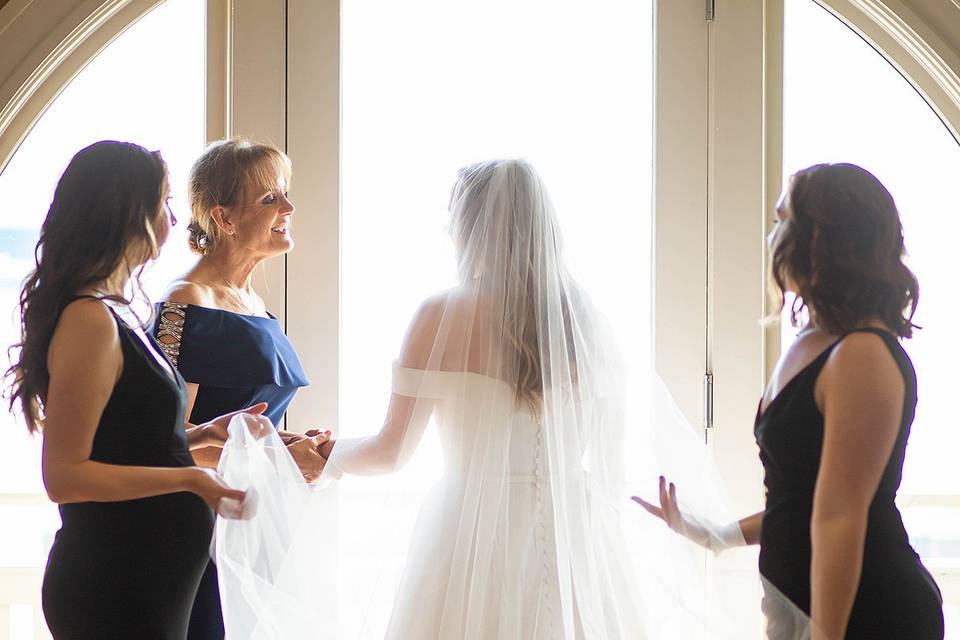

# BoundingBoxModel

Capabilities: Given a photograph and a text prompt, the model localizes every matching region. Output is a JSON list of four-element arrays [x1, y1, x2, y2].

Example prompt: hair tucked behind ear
[[186, 138, 292, 255], [771, 163, 919, 338], [3, 141, 167, 432]]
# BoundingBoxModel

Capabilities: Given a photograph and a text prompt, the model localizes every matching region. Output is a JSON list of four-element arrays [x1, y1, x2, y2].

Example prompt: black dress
[[755, 328, 943, 639], [42, 302, 214, 639], [154, 302, 309, 639]]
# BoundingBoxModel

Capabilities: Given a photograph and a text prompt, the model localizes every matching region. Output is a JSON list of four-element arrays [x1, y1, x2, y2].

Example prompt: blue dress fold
[[153, 301, 309, 640]]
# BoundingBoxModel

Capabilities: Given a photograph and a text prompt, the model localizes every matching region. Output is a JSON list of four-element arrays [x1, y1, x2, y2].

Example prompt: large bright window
[[784, 0, 960, 631], [338, 0, 653, 635], [0, 1, 204, 636]]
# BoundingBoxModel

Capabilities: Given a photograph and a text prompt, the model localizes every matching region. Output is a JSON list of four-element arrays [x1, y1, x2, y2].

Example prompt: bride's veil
[[215, 160, 814, 639]]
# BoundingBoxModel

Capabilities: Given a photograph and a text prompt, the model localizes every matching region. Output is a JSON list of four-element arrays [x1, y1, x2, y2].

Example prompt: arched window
[[335, 2, 654, 634], [784, 0, 960, 629], [0, 1, 203, 635]]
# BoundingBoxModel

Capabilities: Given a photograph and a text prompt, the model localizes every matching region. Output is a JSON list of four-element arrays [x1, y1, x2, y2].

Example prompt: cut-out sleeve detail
[[156, 302, 187, 368]]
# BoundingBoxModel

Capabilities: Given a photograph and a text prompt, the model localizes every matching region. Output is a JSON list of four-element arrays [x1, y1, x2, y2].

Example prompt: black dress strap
[[63, 293, 106, 303], [842, 326, 898, 340], [839, 326, 903, 360], [840, 326, 913, 381]]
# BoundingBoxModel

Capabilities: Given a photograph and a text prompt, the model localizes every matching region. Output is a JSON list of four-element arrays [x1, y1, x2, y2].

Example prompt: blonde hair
[[450, 160, 574, 416], [186, 138, 292, 255]]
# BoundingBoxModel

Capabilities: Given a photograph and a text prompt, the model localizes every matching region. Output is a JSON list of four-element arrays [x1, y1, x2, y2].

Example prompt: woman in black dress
[[636, 163, 943, 639], [3, 141, 261, 639]]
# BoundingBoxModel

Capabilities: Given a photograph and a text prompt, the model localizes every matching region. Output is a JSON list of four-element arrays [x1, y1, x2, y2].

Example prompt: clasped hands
[[188, 402, 333, 484], [279, 429, 332, 483]]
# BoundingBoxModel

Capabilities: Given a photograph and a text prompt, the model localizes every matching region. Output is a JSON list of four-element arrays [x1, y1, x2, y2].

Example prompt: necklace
[[211, 262, 258, 316]]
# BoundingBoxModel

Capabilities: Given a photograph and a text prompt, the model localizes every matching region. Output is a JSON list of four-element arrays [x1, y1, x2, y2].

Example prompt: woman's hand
[[192, 402, 269, 448], [185, 467, 248, 518], [632, 476, 713, 548], [287, 431, 332, 483], [305, 429, 335, 459], [278, 430, 309, 445]]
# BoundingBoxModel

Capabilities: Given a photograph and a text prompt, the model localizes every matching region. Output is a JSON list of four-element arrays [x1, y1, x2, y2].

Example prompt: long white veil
[[216, 160, 814, 639]]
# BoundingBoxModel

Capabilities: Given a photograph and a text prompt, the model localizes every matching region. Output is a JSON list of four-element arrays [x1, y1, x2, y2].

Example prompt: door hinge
[[703, 372, 714, 430], [706, 0, 716, 22]]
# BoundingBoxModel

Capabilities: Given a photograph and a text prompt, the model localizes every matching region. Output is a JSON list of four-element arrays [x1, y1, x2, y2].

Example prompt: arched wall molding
[[817, 0, 960, 144], [0, 0, 163, 174], [1, 0, 958, 176]]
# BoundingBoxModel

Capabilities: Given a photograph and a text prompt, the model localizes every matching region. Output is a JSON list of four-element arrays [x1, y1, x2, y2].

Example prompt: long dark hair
[[771, 163, 919, 338], [4, 141, 167, 432]]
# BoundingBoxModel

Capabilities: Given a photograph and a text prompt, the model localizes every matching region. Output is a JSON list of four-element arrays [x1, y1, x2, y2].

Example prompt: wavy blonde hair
[[449, 160, 575, 415], [186, 138, 292, 255]]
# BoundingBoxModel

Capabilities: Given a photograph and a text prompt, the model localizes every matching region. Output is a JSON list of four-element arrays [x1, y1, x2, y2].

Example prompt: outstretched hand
[[632, 476, 712, 548]]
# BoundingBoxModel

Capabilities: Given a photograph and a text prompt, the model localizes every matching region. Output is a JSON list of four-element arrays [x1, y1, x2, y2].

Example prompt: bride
[[215, 159, 811, 639], [317, 158, 644, 638]]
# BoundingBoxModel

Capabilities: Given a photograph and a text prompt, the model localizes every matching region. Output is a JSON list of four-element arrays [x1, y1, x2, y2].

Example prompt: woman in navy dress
[[154, 138, 326, 639], [637, 163, 943, 638], [3, 141, 257, 639]]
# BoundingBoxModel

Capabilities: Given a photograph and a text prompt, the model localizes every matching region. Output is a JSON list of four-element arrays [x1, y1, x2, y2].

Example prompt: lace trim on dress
[[156, 302, 187, 367]]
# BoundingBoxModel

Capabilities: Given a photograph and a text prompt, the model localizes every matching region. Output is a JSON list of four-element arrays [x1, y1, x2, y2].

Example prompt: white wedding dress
[[214, 159, 813, 640], [382, 365, 644, 639]]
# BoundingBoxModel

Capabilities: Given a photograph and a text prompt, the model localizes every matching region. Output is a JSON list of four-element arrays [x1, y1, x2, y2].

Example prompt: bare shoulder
[[162, 279, 214, 307], [397, 290, 454, 368], [827, 331, 899, 372], [819, 330, 903, 405], [49, 299, 120, 366], [416, 290, 453, 323]]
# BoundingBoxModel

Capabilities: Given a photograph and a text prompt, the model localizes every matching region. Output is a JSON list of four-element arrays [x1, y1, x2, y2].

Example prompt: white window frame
[[3, 0, 958, 634], [0, 2, 227, 634], [218, 0, 717, 442]]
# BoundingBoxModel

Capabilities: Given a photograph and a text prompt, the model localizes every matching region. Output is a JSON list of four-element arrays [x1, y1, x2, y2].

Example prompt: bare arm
[[810, 333, 903, 640], [322, 297, 444, 474], [738, 511, 764, 546], [323, 394, 431, 475], [41, 300, 243, 509], [181, 382, 223, 467]]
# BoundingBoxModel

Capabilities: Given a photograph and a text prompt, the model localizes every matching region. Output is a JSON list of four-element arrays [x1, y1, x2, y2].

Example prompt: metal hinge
[[706, 0, 716, 22], [703, 372, 714, 430]]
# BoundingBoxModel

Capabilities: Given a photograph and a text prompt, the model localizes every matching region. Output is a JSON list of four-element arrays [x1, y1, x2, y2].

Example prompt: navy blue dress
[[154, 302, 309, 640]]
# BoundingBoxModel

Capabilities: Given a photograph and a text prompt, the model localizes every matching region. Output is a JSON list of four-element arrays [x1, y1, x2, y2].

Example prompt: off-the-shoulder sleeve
[[155, 302, 187, 367], [152, 302, 309, 388], [392, 362, 466, 400]]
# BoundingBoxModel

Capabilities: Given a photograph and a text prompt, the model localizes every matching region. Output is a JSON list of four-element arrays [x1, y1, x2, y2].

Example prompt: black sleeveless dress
[[41, 302, 215, 639], [755, 328, 943, 639]]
